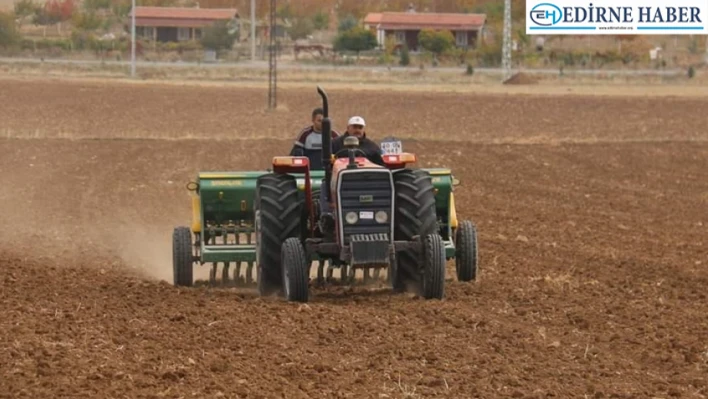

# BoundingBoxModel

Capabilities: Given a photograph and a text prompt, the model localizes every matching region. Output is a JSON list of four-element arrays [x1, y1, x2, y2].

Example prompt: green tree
[[14, 0, 37, 18], [200, 20, 237, 51], [72, 10, 102, 31], [333, 26, 376, 59], [111, 1, 130, 18], [399, 43, 410, 66], [82, 0, 110, 11], [0, 11, 20, 47], [312, 10, 329, 30], [337, 14, 357, 32], [276, 3, 292, 19], [287, 17, 313, 40], [418, 29, 454, 59]]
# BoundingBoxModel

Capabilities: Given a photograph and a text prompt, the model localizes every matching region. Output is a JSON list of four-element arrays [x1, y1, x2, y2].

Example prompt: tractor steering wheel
[[334, 148, 368, 159]]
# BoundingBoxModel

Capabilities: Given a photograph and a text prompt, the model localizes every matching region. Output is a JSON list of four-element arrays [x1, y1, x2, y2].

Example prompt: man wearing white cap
[[331, 115, 385, 166]]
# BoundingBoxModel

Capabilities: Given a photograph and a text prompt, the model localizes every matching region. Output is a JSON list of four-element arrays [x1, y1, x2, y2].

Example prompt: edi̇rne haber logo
[[526, 0, 708, 34]]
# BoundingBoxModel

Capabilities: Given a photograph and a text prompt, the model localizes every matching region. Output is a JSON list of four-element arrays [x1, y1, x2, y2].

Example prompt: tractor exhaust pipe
[[317, 85, 332, 201]]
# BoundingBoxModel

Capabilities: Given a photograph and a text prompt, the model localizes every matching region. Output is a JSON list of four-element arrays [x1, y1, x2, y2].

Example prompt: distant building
[[363, 11, 486, 52], [127, 6, 239, 43]]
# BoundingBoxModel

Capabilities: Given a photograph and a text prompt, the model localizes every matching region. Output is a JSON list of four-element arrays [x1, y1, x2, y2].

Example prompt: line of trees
[[13, 0, 74, 26], [174, 0, 515, 20]]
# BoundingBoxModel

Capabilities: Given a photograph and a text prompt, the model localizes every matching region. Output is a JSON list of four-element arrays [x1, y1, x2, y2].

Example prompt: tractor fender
[[191, 195, 201, 233]]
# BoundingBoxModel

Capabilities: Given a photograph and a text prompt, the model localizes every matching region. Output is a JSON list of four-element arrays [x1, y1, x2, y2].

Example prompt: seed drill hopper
[[172, 86, 478, 301]]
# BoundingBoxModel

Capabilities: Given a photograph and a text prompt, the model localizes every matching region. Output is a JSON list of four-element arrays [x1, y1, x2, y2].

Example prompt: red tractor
[[254, 86, 448, 302]]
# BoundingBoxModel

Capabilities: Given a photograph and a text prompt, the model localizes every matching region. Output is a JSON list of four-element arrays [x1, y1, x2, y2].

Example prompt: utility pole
[[250, 0, 256, 61], [267, 0, 277, 109], [131, 0, 136, 77], [502, 0, 512, 82]]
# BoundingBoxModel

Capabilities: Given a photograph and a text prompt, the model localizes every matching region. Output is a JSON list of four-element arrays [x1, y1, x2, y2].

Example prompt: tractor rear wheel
[[281, 237, 310, 302], [392, 169, 439, 295], [455, 220, 479, 282], [172, 226, 193, 287], [421, 233, 446, 299], [255, 173, 304, 297]]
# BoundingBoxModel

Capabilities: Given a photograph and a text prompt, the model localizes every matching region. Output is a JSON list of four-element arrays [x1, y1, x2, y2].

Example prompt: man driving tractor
[[331, 116, 385, 166], [290, 107, 340, 170], [312, 115, 385, 241]]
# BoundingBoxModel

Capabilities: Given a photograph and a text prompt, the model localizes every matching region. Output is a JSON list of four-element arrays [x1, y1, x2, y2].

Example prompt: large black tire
[[281, 237, 310, 302], [392, 169, 439, 295], [422, 233, 446, 299], [455, 220, 479, 282], [172, 226, 193, 287], [255, 173, 304, 297]]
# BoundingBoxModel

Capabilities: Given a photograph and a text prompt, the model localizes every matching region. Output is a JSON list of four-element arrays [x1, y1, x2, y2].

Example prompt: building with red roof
[[128, 6, 239, 43], [363, 10, 486, 52]]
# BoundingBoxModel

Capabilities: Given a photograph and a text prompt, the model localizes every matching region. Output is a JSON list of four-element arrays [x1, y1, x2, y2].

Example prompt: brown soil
[[503, 72, 539, 85], [1, 79, 707, 399]]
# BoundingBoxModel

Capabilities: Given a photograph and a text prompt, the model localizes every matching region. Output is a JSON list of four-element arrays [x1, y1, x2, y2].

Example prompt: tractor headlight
[[375, 211, 388, 223], [345, 211, 358, 224]]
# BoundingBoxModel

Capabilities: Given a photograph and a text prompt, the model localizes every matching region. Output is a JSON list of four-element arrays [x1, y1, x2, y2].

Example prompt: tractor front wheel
[[455, 220, 479, 282], [281, 237, 310, 302], [172, 226, 193, 287], [421, 233, 446, 299]]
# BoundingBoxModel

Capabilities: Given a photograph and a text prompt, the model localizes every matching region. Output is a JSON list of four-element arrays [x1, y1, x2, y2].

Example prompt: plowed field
[[1, 78, 707, 399]]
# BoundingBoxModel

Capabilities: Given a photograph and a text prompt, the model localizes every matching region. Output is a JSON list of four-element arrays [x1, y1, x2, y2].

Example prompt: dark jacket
[[331, 132, 385, 166], [290, 126, 340, 170]]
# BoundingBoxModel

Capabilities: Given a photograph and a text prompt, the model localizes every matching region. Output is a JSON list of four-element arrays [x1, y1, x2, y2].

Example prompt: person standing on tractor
[[331, 116, 385, 166], [290, 107, 340, 170]]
